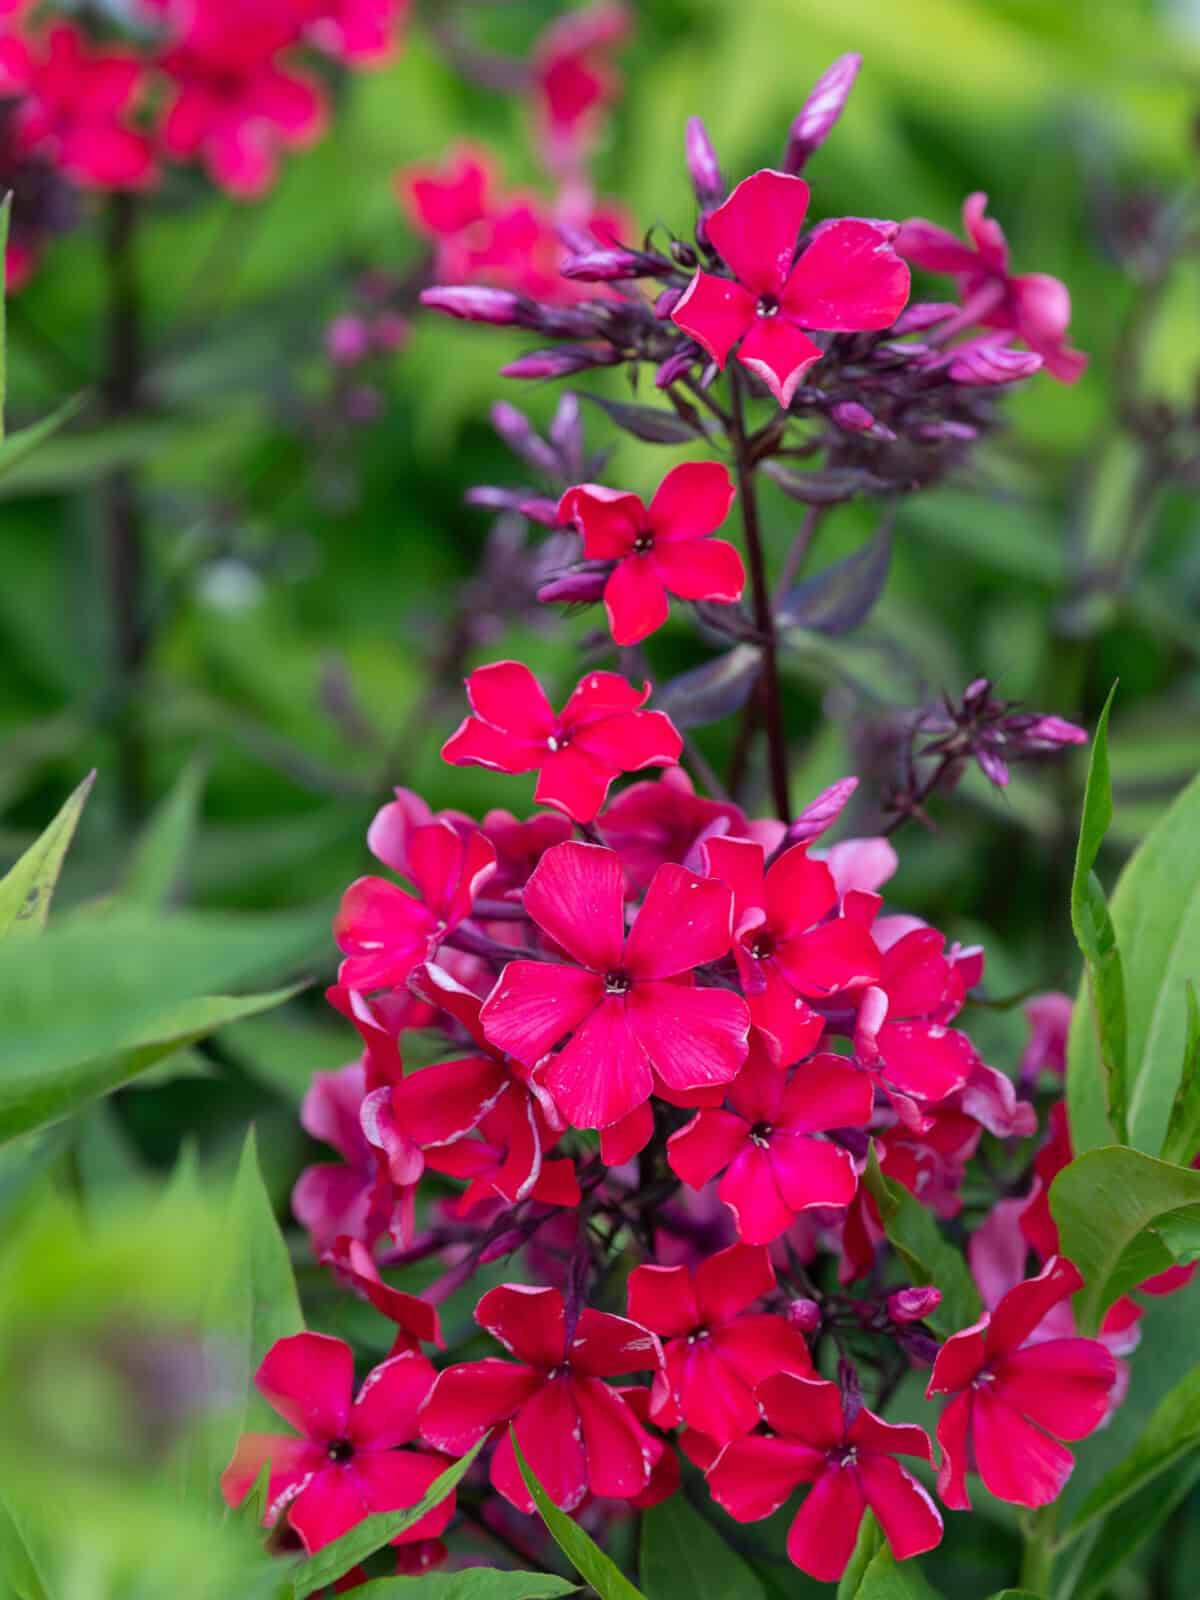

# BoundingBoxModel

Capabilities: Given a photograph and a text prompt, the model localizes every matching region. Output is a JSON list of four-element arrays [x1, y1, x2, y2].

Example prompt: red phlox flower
[[399, 143, 495, 245], [627, 1242, 814, 1444], [0, 23, 155, 190], [613, 1385, 682, 1507], [304, 0, 409, 66], [818, 834, 898, 898], [853, 923, 980, 1111], [221, 1334, 455, 1552], [1020, 991, 1072, 1080], [479, 807, 573, 900], [671, 169, 910, 406], [596, 766, 746, 892], [323, 1236, 444, 1355], [667, 1045, 872, 1245], [417, 1283, 662, 1512], [531, 1, 630, 175], [481, 839, 749, 1130], [704, 835, 881, 1064], [558, 461, 743, 646], [896, 193, 1087, 383], [707, 1372, 942, 1581], [334, 818, 497, 992], [442, 663, 682, 824], [928, 1256, 1118, 1509]]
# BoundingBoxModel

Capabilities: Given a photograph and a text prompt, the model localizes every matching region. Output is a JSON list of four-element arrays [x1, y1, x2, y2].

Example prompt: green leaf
[[0, 1489, 50, 1600], [0, 771, 94, 940], [1050, 1146, 1200, 1334], [119, 759, 207, 909], [1068, 685, 1128, 1144], [0, 392, 87, 482], [345, 1575, 578, 1599], [863, 1146, 981, 1339], [288, 1440, 486, 1600], [837, 1514, 883, 1600], [0, 982, 302, 1141], [1068, 766, 1200, 1156], [1058, 1454, 1200, 1600], [1159, 982, 1200, 1166], [511, 1433, 646, 1600], [639, 1492, 766, 1600], [852, 1544, 941, 1600]]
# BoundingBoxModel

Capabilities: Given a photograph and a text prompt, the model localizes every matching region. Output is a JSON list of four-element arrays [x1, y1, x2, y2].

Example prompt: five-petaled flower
[[667, 1045, 872, 1243], [442, 663, 682, 824], [626, 1242, 814, 1445], [481, 839, 750, 1129], [927, 1255, 1118, 1509], [707, 1371, 943, 1580], [671, 168, 910, 407], [221, 1333, 454, 1553], [896, 193, 1087, 383], [417, 1283, 662, 1511], [558, 461, 743, 645]]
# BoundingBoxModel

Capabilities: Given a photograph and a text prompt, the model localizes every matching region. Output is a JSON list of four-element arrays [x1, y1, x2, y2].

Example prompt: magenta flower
[[292, 1059, 391, 1255], [418, 1284, 661, 1512], [626, 1242, 814, 1445], [221, 1334, 454, 1553], [441, 663, 683, 824], [707, 1372, 942, 1581], [667, 1046, 873, 1244], [853, 925, 980, 1106], [531, 1, 630, 175], [558, 462, 743, 645], [334, 819, 496, 992], [671, 169, 910, 407], [481, 840, 749, 1130], [896, 193, 1087, 383], [596, 767, 746, 891], [928, 1256, 1118, 1510], [704, 835, 881, 1064]]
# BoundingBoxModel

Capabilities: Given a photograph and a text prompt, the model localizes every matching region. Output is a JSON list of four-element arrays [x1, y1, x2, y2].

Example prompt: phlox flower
[[441, 663, 682, 824], [418, 1284, 662, 1512], [707, 1372, 942, 1581], [531, 1, 630, 175], [558, 461, 743, 646], [671, 168, 910, 406], [221, 1334, 454, 1552], [480, 839, 749, 1130]]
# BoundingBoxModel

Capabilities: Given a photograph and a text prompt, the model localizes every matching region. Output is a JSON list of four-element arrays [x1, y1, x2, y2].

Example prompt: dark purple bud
[[502, 345, 621, 380], [887, 1286, 942, 1324], [326, 313, 371, 366], [654, 286, 684, 321], [896, 1329, 941, 1366], [685, 115, 723, 205], [561, 248, 665, 282], [787, 1298, 821, 1333], [831, 400, 875, 433], [670, 239, 698, 269], [893, 301, 958, 334], [419, 286, 529, 326], [655, 349, 696, 389], [490, 401, 560, 475], [949, 337, 1044, 385], [549, 392, 584, 477], [518, 495, 561, 527], [784, 53, 862, 173], [538, 566, 611, 605]]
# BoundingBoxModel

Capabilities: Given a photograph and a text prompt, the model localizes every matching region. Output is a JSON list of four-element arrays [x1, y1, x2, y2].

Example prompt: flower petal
[[857, 1453, 943, 1562], [560, 484, 646, 560], [349, 1352, 437, 1449], [535, 746, 615, 823], [603, 557, 671, 646], [785, 1465, 866, 1583], [523, 840, 626, 971], [648, 462, 737, 542], [719, 1142, 796, 1244], [985, 1256, 1083, 1360], [695, 1242, 776, 1325], [490, 1376, 588, 1512], [354, 1450, 457, 1543], [705, 169, 811, 296], [667, 1108, 749, 1189], [220, 1432, 323, 1517], [769, 1131, 859, 1212], [627, 980, 749, 1094], [652, 537, 745, 603], [670, 270, 756, 368], [783, 219, 910, 332], [625, 863, 734, 978], [480, 960, 604, 1068], [737, 315, 824, 407], [707, 1434, 824, 1522], [544, 994, 654, 1129], [934, 1390, 974, 1510], [780, 1054, 874, 1135], [972, 1389, 1075, 1508], [627, 1264, 702, 1338], [995, 1338, 1117, 1440], [756, 1372, 845, 1447], [256, 1333, 354, 1442], [477, 1284, 566, 1367], [287, 1467, 366, 1553], [418, 1359, 543, 1454], [465, 660, 556, 739], [574, 1376, 655, 1497]]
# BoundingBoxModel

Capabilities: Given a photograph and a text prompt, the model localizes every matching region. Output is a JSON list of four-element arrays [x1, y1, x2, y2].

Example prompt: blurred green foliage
[[3, 0, 1200, 1595]]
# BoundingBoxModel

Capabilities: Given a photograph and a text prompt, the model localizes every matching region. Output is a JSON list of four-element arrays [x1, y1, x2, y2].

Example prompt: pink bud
[[787, 1298, 822, 1333], [518, 495, 561, 527], [784, 53, 862, 173], [655, 349, 695, 388], [326, 314, 371, 366], [538, 568, 610, 605], [1022, 715, 1089, 749], [893, 301, 958, 334], [887, 1286, 942, 1324], [787, 776, 858, 846], [831, 401, 875, 433], [561, 248, 657, 282], [371, 311, 409, 352], [654, 286, 683, 321], [502, 345, 621, 380], [685, 116, 723, 205], [948, 336, 1043, 385], [420, 286, 527, 326]]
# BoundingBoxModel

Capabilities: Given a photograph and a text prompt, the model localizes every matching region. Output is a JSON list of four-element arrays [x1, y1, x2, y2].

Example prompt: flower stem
[[1020, 1504, 1058, 1596], [728, 368, 790, 822]]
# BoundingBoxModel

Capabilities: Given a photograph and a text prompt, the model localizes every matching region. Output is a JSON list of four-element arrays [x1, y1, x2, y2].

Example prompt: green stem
[[1020, 1504, 1059, 1596]]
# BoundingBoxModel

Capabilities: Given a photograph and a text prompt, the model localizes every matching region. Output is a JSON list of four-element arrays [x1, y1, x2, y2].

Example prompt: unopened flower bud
[[787, 1298, 822, 1333], [655, 349, 695, 389], [537, 567, 610, 605], [549, 392, 583, 477], [326, 314, 371, 366], [1019, 715, 1089, 750], [888, 1286, 942, 1324], [654, 287, 683, 320], [949, 337, 1043, 385], [786, 777, 858, 846], [561, 248, 663, 282], [893, 301, 958, 334], [490, 402, 559, 474], [831, 401, 875, 433], [784, 53, 862, 173], [685, 115, 723, 206], [419, 286, 529, 326], [518, 495, 561, 527], [371, 311, 409, 352], [670, 239, 698, 269], [502, 345, 621, 380]]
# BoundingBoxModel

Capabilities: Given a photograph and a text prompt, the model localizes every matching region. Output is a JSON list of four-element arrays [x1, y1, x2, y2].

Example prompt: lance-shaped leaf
[[1159, 982, 1200, 1167], [119, 758, 207, 909], [0, 392, 87, 481], [640, 1491, 766, 1600], [863, 1146, 981, 1339], [851, 1544, 942, 1600], [1067, 685, 1127, 1143], [654, 644, 762, 729], [777, 519, 893, 637], [1050, 1145, 1200, 1334], [0, 770, 94, 940], [580, 392, 703, 444], [511, 1434, 646, 1600], [346, 1577, 579, 1599]]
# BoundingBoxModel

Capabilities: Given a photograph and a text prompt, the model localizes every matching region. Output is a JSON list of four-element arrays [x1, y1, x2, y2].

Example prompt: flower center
[[327, 1438, 355, 1464], [546, 732, 568, 752], [687, 1327, 711, 1345], [605, 969, 632, 995], [831, 1445, 859, 1469], [632, 529, 655, 555], [748, 931, 774, 960], [757, 292, 781, 317], [749, 1121, 773, 1147]]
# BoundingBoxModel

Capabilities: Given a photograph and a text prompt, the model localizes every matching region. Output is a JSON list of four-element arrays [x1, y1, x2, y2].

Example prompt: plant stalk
[[1020, 1504, 1058, 1596]]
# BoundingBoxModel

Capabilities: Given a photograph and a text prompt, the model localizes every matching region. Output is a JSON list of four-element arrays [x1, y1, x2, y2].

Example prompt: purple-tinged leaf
[[777, 521, 893, 636], [654, 644, 762, 729], [580, 392, 703, 444]]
